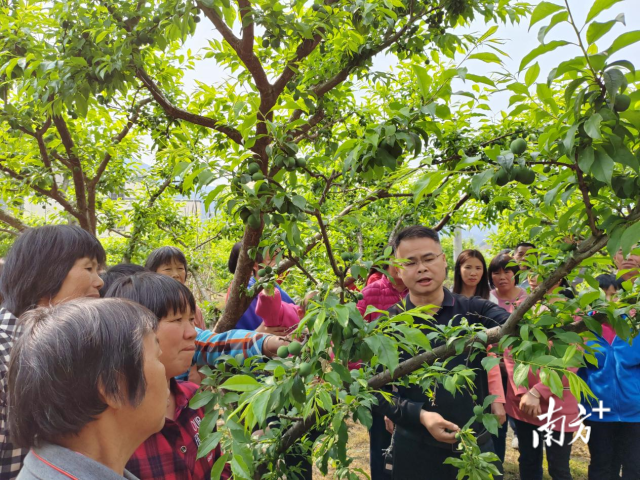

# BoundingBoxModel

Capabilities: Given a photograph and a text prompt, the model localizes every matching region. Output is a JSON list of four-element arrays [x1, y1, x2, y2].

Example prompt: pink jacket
[[255, 289, 302, 329], [357, 275, 407, 321], [503, 350, 580, 431]]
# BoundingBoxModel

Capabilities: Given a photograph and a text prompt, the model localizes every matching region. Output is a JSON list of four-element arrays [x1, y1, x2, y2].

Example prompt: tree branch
[[122, 175, 174, 262], [433, 193, 470, 231], [0, 163, 84, 223], [196, 1, 271, 96], [52, 115, 90, 230], [136, 67, 244, 145], [89, 97, 153, 189], [0, 208, 27, 232], [574, 160, 599, 236]]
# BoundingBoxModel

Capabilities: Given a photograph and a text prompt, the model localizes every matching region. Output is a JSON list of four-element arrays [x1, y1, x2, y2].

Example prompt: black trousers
[[512, 418, 573, 480], [369, 412, 392, 480], [392, 431, 502, 480], [586, 420, 640, 480]]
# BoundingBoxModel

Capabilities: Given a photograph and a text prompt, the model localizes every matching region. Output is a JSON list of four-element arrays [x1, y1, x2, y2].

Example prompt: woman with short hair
[[9, 298, 168, 479], [0, 225, 106, 478]]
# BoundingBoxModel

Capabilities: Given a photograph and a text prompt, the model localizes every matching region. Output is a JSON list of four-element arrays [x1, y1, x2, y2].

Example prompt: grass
[[314, 423, 591, 479]]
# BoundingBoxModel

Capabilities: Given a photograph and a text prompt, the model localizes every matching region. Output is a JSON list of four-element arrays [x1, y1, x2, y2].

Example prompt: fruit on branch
[[288, 341, 302, 356], [510, 138, 527, 155], [514, 166, 535, 185], [494, 168, 510, 186], [277, 345, 289, 358], [614, 94, 630, 112]]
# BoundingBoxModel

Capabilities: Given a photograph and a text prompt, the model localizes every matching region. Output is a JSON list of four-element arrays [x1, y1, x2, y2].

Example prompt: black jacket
[[373, 288, 509, 448]]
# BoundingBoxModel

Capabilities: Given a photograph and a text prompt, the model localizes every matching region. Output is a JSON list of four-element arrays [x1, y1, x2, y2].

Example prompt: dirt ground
[[314, 423, 591, 479]]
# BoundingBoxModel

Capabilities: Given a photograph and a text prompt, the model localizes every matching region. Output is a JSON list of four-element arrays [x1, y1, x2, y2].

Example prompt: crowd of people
[[0, 224, 638, 480]]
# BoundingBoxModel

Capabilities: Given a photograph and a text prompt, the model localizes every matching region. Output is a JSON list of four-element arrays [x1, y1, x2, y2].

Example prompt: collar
[[406, 288, 454, 310], [170, 379, 196, 417], [28, 443, 137, 480]]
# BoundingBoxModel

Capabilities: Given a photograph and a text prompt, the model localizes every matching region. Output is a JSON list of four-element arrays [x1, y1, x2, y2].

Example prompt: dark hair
[[7, 298, 157, 448], [453, 249, 491, 299], [488, 254, 521, 288], [0, 225, 106, 317], [227, 241, 264, 274], [515, 242, 536, 250], [597, 273, 619, 291], [145, 247, 188, 274], [105, 272, 196, 320], [392, 226, 440, 250], [99, 263, 148, 298]]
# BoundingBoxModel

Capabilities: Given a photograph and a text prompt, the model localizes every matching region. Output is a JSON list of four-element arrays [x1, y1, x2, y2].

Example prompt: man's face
[[613, 248, 640, 280], [514, 245, 533, 264], [395, 237, 447, 297]]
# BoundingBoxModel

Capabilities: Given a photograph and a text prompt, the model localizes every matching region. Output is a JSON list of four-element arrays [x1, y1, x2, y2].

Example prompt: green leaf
[[189, 389, 215, 409], [525, 62, 540, 86], [251, 389, 271, 426], [620, 222, 640, 257], [412, 65, 431, 101], [220, 375, 261, 392], [580, 290, 602, 308], [197, 431, 222, 459], [519, 41, 569, 71], [587, 16, 624, 45], [538, 11, 569, 43], [513, 363, 530, 387], [586, 0, 623, 23], [470, 170, 494, 197], [482, 413, 500, 436], [481, 356, 500, 372], [395, 325, 431, 350], [592, 148, 614, 184], [529, 2, 565, 30], [584, 113, 603, 140], [578, 147, 595, 172], [468, 52, 502, 64], [548, 370, 564, 398], [210, 453, 230, 480], [605, 30, 640, 56], [365, 335, 399, 373], [465, 74, 495, 87]]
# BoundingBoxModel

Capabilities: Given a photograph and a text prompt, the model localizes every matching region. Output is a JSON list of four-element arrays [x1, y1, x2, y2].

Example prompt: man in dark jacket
[[374, 226, 510, 479]]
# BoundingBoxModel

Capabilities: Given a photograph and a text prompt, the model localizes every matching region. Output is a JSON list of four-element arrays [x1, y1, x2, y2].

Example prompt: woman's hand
[[491, 402, 507, 425], [261, 335, 289, 357], [256, 322, 289, 336], [519, 389, 542, 417]]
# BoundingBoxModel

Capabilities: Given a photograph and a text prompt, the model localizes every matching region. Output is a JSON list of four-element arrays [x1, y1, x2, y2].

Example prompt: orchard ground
[[313, 423, 590, 479]]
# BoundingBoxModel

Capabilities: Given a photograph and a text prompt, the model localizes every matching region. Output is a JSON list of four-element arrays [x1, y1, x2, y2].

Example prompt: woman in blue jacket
[[579, 274, 640, 480]]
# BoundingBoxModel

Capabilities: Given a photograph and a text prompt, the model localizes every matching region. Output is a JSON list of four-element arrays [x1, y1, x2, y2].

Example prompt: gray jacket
[[17, 443, 138, 479]]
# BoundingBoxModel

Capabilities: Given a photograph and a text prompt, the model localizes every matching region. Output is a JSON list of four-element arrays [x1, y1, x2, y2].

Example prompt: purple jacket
[[357, 275, 407, 321]]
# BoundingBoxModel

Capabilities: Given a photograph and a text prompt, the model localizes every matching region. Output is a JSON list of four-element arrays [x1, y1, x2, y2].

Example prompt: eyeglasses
[[403, 252, 445, 269]]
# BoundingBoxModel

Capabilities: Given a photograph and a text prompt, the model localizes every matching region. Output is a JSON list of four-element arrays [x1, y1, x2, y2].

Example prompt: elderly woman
[[8, 298, 168, 479], [0, 225, 106, 478]]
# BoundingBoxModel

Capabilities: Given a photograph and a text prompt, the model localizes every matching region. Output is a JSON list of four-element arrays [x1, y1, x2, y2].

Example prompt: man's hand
[[419, 410, 459, 444], [384, 416, 395, 434], [491, 402, 507, 425], [519, 389, 542, 417]]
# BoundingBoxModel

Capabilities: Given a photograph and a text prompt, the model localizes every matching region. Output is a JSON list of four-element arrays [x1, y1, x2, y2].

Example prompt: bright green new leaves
[[529, 1, 565, 30], [605, 30, 640, 55], [586, 14, 625, 45], [519, 41, 569, 71], [525, 62, 541, 86], [586, 0, 624, 23]]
